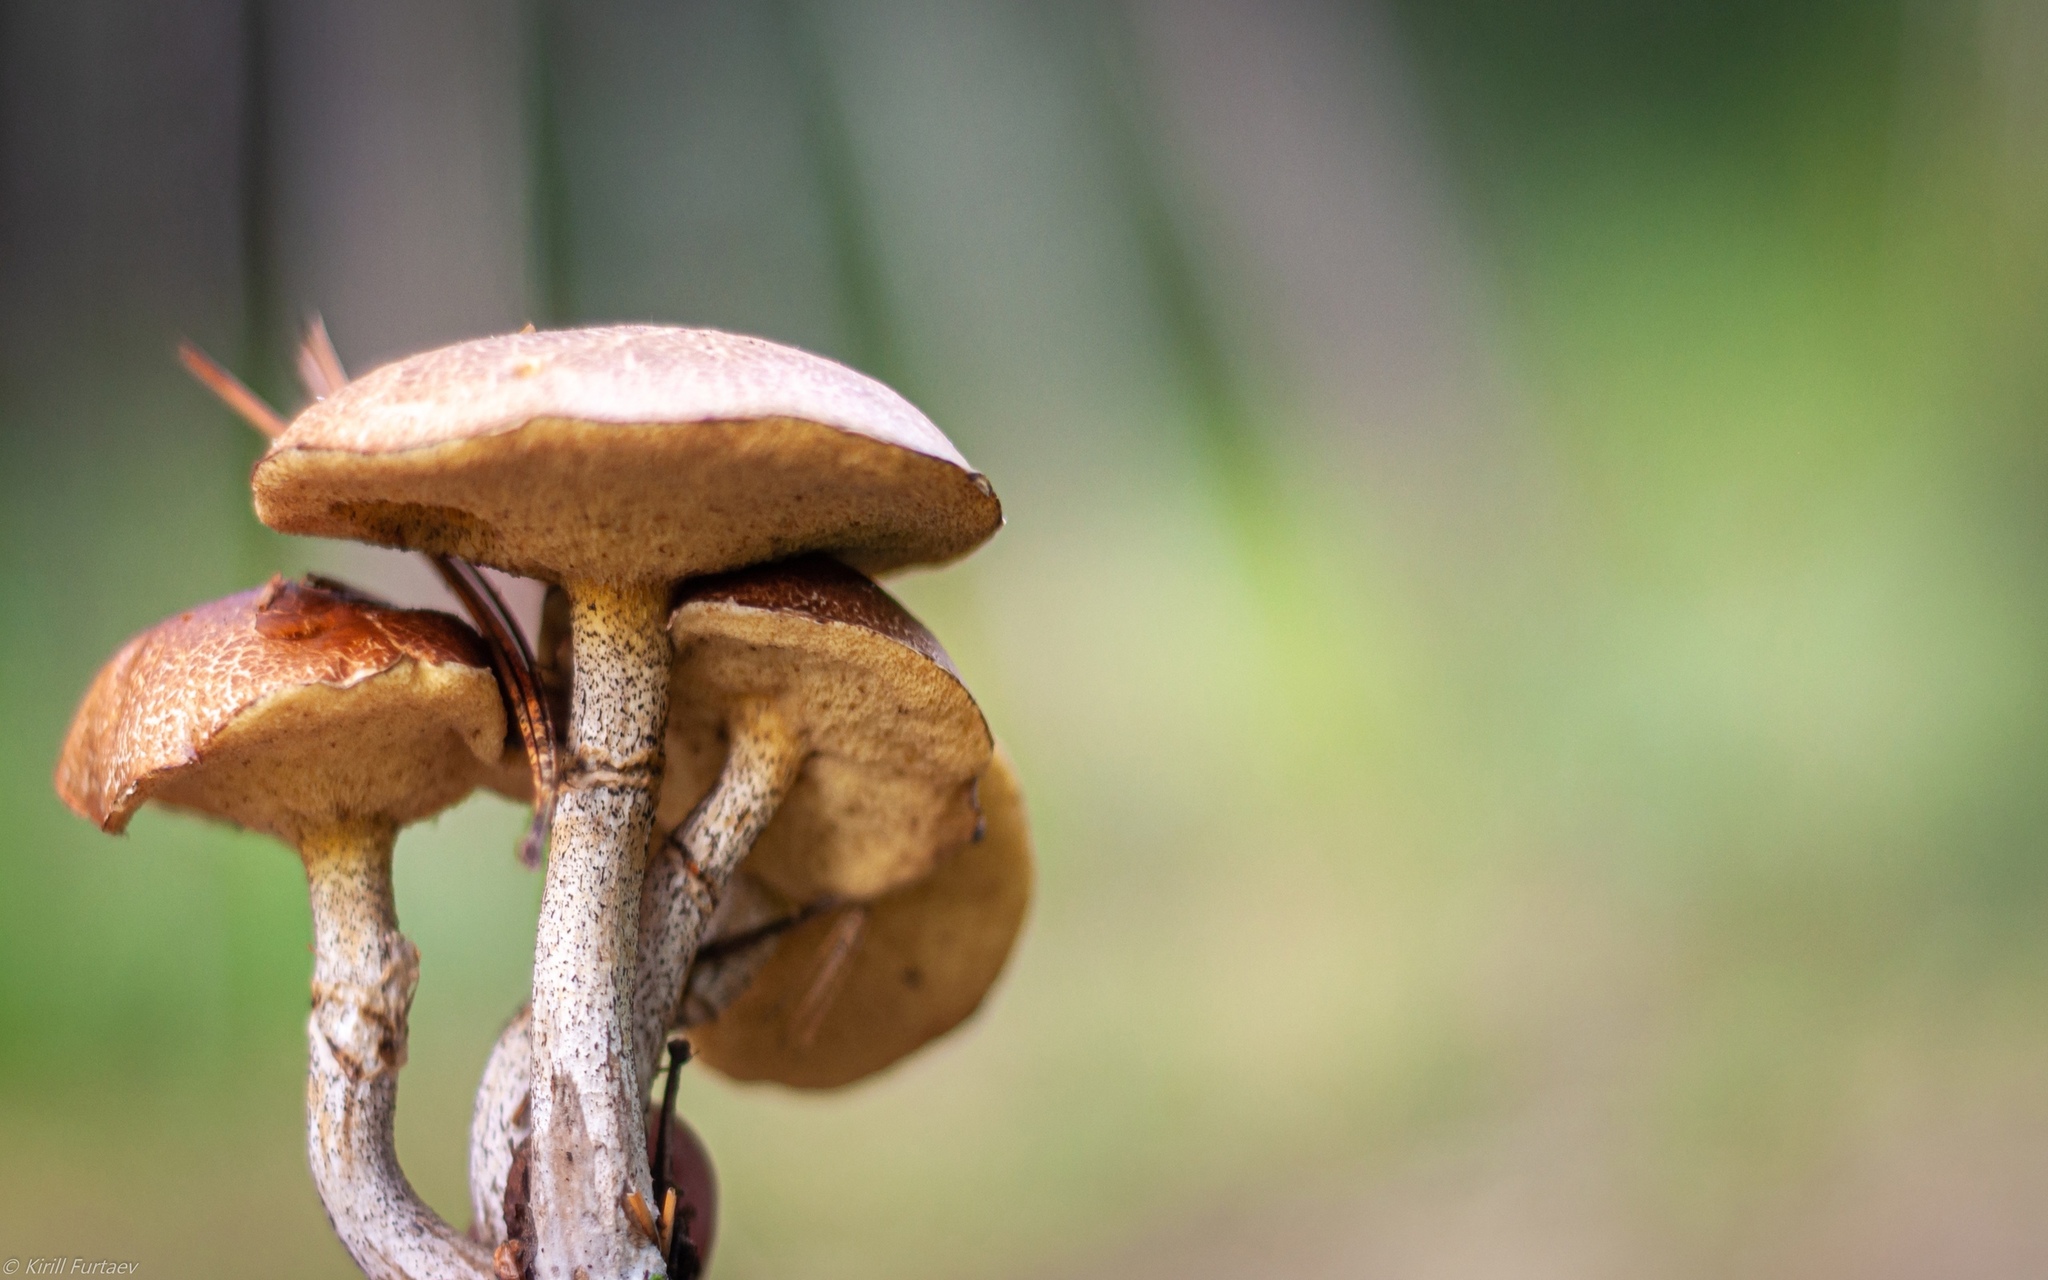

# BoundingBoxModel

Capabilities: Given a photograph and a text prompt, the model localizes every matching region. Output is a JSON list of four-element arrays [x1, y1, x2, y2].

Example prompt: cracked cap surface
[[55, 578, 505, 846], [252, 325, 1002, 583]]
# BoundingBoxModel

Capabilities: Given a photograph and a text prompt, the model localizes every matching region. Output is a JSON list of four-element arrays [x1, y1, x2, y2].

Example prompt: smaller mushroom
[[55, 578, 505, 1280], [632, 554, 994, 1097], [179, 332, 561, 867], [688, 745, 1032, 1089]]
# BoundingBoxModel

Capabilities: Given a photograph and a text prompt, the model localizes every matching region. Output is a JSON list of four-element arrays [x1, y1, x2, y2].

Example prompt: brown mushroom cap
[[55, 578, 505, 845], [656, 555, 993, 903], [251, 325, 1002, 583], [688, 745, 1032, 1089]]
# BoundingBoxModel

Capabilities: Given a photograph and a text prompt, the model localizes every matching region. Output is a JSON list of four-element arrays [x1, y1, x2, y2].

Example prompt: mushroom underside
[[148, 668, 501, 843], [255, 417, 997, 583]]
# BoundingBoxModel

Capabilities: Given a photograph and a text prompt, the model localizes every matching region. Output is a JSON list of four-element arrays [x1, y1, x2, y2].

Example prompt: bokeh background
[[5, 0, 2048, 1275]]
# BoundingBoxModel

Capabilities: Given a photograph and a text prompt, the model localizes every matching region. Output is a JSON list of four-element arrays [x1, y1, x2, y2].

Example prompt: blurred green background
[[5, 0, 2048, 1275]]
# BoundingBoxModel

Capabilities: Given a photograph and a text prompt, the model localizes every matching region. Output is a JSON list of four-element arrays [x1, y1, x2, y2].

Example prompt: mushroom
[[54, 578, 506, 1280], [633, 553, 995, 1098], [469, 555, 997, 1243], [688, 745, 1032, 1089], [179, 333, 561, 867], [251, 325, 1001, 1280]]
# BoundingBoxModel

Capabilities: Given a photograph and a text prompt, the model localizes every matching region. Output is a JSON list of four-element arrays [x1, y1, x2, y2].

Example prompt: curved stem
[[632, 704, 802, 1100], [302, 822, 494, 1280], [469, 1005, 533, 1250], [528, 579, 670, 1280]]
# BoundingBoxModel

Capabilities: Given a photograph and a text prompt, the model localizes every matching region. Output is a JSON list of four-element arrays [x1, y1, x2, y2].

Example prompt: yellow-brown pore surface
[[251, 326, 1002, 583], [54, 579, 503, 845], [690, 747, 1032, 1090], [658, 557, 993, 903], [476, 741, 540, 806]]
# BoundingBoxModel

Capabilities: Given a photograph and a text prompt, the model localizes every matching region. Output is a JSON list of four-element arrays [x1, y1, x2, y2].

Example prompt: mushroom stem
[[528, 579, 670, 1280], [302, 821, 494, 1280], [473, 894, 803, 1254], [477, 707, 803, 1254], [469, 1005, 534, 1249], [632, 704, 803, 1100]]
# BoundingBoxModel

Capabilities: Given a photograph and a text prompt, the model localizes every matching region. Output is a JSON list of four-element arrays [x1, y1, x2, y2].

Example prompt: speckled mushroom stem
[[475, 710, 803, 1258], [302, 822, 495, 1280], [469, 1005, 533, 1250], [470, 928, 770, 1257], [528, 581, 670, 1280], [632, 703, 803, 1100]]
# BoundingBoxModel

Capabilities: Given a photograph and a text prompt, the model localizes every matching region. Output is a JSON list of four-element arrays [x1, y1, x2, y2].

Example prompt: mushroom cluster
[[55, 325, 1032, 1280]]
